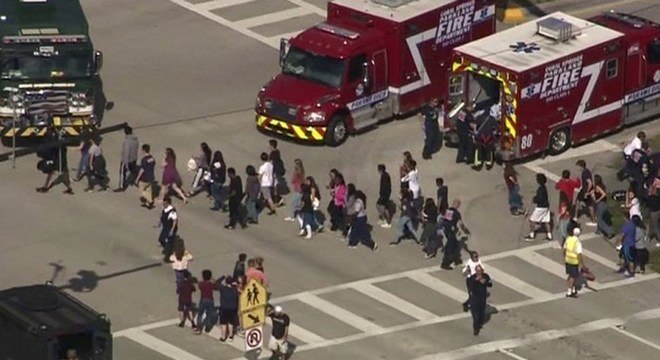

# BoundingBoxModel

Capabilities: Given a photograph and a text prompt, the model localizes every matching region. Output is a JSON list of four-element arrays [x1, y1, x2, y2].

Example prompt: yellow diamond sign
[[239, 279, 267, 329]]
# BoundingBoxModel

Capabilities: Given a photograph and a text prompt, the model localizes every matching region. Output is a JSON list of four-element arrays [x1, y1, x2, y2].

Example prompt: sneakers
[[624, 271, 635, 278], [545, 233, 553, 241], [523, 234, 536, 242], [372, 243, 379, 252], [389, 241, 400, 247], [63, 189, 74, 195], [615, 244, 622, 251], [284, 217, 295, 222], [84, 188, 95, 193], [348, 245, 357, 249], [380, 223, 392, 228], [585, 222, 597, 227], [36, 187, 49, 193], [424, 253, 436, 259]]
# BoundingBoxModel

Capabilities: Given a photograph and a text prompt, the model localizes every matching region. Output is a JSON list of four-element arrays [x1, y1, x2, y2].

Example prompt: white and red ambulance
[[450, 11, 660, 160]]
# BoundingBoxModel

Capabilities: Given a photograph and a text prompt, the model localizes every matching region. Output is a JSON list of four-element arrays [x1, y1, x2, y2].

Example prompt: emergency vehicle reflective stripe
[[0, 126, 81, 137], [452, 61, 518, 139], [256, 115, 325, 141]]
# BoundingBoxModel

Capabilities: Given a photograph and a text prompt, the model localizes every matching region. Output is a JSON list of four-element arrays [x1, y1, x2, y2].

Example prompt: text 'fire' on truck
[[0, 283, 112, 360], [0, 0, 111, 147], [255, 0, 496, 146], [449, 11, 660, 161]]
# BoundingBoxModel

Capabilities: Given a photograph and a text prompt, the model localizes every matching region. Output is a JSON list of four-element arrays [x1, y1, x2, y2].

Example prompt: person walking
[[421, 198, 441, 259], [441, 199, 470, 270], [555, 169, 580, 208], [468, 265, 492, 336], [194, 269, 217, 334], [634, 218, 649, 274], [455, 109, 473, 164], [593, 175, 615, 239], [217, 275, 239, 342], [176, 270, 196, 329], [188, 142, 212, 197], [258, 152, 277, 215], [576, 160, 597, 225], [461, 251, 484, 312], [524, 174, 552, 241], [298, 183, 317, 239], [245, 165, 261, 224], [225, 167, 246, 229], [347, 190, 378, 251], [114, 126, 139, 192], [503, 162, 525, 216], [436, 177, 449, 216], [85, 136, 109, 192], [328, 170, 346, 231], [269, 139, 287, 207], [391, 189, 419, 246], [209, 151, 227, 211], [161, 148, 188, 203], [232, 253, 247, 280], [342, 183, 357, 239], [169, 237, 194, 284], [400, 151, 414, 190], [36, 140, 74, 195], [421, 98, 442, 160], [285, 159, 305, 222], [135, 144, 156, 209], [564, 227, 584, 298], [401, 160, 421, 201], [73, 137, 91, 182], [554, 192, 572, 247], [376, 164, 393, 228], [647, 169, 660, 246], [268, 306, 290, 360], [306, 176, 324, 230], [157, 196, 179, 262]]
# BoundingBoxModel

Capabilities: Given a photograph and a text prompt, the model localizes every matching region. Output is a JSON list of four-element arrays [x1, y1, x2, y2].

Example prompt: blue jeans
[[595, 201, 614, 237], [508, 185, 523, 210], [211, 183, 226, 209], [302, 211, 316, 230], [290, 191, 302, 218], [396, 215, 418, 241], [349, 216, 375, 248], [246, 198, 259, 221], [76, 153, 89, 180], [196, 298, 216, 332]]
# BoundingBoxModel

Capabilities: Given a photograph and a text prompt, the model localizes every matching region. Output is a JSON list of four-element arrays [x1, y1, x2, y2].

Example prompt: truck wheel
[[548, 128, 570, 155], [325, 115, 348, 147]]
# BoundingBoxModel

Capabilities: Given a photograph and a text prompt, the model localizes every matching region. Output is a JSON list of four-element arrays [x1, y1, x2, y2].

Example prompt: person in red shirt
[[176, 270, 196, 329], [195, 269, 217, 334], [246, 258, 269, 288], [555, 170, 580, 208]]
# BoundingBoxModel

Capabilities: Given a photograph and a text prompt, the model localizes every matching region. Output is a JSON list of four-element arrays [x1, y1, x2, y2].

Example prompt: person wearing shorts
[[268, 306, 290, 359], [217, 276, 239, 341], [525, 174, 552, 241], [564, 227, 583, 298]]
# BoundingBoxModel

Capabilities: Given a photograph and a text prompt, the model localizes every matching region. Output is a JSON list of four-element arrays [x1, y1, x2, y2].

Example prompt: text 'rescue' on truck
[[255, 0, 496, 146], [0, 0, 108, 147], [450, 11, 660, 160]]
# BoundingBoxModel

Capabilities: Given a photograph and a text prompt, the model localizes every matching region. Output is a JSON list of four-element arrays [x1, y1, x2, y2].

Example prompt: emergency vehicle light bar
[[316, 23, 359, 39], [2, 35, 87, 44], [537, 17, 579, 42]]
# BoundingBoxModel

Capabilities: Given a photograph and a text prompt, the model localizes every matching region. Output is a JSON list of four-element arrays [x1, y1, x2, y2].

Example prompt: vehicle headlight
[[304, 111, 325, 123]]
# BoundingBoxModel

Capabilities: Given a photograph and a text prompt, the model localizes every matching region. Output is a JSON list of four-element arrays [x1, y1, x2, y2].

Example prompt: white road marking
[[352, 282, 438, 321], [611, 325, 660, 352], [297, 293, 384, 333], [408, 272, 468, 304], [207, 325, 245, 352], [271, 30, 304, 42], [498, 348, 529, 360], [411, 307, 660, 360], [582, 248, 620, 270], [196, 0, 255, 11], [287, 322, 327, 344], [515, 251, 567, 280], [121, 329, 207, 360], [114, 319, 180, 337], [234, 7, 313, 29], [484, 265, 552, 299], [286, 0, 326, 16]]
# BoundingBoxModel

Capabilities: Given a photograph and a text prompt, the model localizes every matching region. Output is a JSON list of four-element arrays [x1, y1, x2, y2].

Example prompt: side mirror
[[94, 51, 103, 74], [279, 38, 290, 68]]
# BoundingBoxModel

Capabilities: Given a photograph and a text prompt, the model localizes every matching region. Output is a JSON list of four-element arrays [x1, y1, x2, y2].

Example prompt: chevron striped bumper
[[0, 116, 94, 138], [256, 114, 326, 142]]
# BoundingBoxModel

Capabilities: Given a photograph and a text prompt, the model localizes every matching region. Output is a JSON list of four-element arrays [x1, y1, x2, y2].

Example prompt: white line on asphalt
[[408, 272, 469, 304], [611, 325, 660, 352], [271, 30, 304, 42], [411, 307, 660, 360], [522, 163, 561, 182], [196, 0, 255, 11], [114, 319, 180, 337], [498, 348, 529, 360], [207, 325, 245, 352], [581, 248, 620, 270], [569, 0, 649, 17], [286, 0, 326, 16], [287, 322, 327, 344], [297, 293, 384, 333], [352, 283, 438, 321], [483, 265, 552, 299], [515, 251, 567, 280], [234, 7, 313, 29], [121, 329, 207, 360]]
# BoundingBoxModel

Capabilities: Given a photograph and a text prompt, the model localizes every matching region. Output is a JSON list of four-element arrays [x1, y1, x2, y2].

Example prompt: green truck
[[0, 0, 108, 146], [0, 284, 112, 360]]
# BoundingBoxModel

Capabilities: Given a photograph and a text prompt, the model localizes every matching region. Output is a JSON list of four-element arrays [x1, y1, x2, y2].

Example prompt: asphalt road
[[1, 0, 659, 359]]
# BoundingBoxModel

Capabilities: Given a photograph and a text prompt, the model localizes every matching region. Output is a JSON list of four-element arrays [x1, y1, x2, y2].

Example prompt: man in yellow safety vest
[[564, 227, 584, 298]]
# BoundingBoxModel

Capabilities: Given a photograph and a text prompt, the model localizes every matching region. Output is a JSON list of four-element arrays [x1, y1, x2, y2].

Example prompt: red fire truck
[[450, 11, 660, 160], [255, 0, 496, 146]]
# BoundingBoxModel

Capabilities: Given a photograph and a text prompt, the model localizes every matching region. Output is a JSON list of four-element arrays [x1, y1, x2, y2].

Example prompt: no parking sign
[[245, 326, 264, 352]]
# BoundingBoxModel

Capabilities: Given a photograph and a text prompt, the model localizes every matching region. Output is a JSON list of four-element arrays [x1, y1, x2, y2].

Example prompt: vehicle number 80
[[520, 134, 533, 150]]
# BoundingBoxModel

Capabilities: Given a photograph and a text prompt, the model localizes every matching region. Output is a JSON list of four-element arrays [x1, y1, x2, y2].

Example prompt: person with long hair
[[188, 142, 213, 197], [209, 151, 227, 211], [286, 159, 305, 222], [503, 162, 525, 216], [328, 170, 346, 231], [342, 183, 357, 238], [593, 174, 615, 239], [170, 237, 193, 284], [298, 183, 317, 239], [347, 190, 378, 251], [245, 165, 261, 224], [306, 176, 323, 229], [421, 197, 440, 258], [161, 148, 188, 203]]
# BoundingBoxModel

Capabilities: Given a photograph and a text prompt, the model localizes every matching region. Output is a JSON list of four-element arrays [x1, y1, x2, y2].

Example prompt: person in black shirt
[[158, 196, 178, 262], [209, 151, 227, 211], [391, 189, 419, 246], [232, 253, 247, 280], [422, 98, 442, 160], [269, 139, 286, 207], [525, 173, 552, 241], [455, 109, 472, 164], [225, 168, 246, 229], [436, 177, 449, 215], [268, 306, 290, 358], [441, 199, 470, 270], [468, 265, 492, 336], [421, 198, 441, 259], [136, 144, 156, 209], [376, 164, 393, 228], [217, 276, 238, 341], [36, 140, 74, 195]]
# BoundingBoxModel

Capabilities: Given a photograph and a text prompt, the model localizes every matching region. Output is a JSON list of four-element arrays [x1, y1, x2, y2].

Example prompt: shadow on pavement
[[57, 262, 162, 292]]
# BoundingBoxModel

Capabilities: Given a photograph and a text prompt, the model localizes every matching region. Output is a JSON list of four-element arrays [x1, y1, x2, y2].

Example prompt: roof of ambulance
[[331, 0, 458, 22], [454, 12, 624, 73]]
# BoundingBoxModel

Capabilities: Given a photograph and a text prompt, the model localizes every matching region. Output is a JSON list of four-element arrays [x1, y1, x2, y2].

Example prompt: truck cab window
[[449, 75, 464, 96], [649, 41, 660, 64], [348, 54, 367, 83], [606, 58, 618, 79]]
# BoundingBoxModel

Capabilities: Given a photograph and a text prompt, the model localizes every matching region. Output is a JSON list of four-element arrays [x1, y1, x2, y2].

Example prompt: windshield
[[1, 54, 92, 80], [282, 47, 345, 88]]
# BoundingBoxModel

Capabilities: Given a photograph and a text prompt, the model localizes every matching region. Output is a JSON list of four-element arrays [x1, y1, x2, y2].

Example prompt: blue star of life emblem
[[510, 42, 541, 53]]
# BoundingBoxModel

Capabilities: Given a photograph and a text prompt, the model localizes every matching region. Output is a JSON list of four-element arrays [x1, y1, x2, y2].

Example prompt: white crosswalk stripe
[[484, 265, 552, 299], [121, 330, 207, 360], [169, 0, 325, 49], [297, 292, 384, 333], [352, 283, 438, 321], [409, 272, 468, 304]]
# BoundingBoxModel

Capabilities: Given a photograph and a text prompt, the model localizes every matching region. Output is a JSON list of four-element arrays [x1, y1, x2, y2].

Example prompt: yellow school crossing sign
[[239, 279, 267, 329]]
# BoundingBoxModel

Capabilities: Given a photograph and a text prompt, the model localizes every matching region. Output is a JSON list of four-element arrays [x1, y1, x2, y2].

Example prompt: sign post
[[239, 279, 267, 355]]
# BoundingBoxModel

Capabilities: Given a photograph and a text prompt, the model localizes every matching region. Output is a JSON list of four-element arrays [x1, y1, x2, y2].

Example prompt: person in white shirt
[[170, 237, 193, 284], [401, 160, 420, 199], [623, 131, 645, 158], [258, 152, 276, 215], [461, 251, 484, 312]]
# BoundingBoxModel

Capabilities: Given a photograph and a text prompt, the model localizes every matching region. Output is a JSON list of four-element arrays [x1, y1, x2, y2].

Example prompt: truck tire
[[548, 127, 571, 155], [325, 115, 348, 147]]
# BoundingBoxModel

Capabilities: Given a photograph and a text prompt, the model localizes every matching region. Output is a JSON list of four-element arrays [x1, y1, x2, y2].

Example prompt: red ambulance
[[450, 11, 660, 160], [255, 0, 496, 146]]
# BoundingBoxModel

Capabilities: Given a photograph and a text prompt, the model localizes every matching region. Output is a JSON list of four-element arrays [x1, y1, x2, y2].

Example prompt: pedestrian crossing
[[169, 0, 327, 49], [114, 232, 660, 360]]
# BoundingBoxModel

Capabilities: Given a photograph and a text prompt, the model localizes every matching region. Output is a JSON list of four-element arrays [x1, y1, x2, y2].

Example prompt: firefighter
[[455, 109, 472, 164], [421, 98, 442, 160], [472, 113, 497, 170]]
